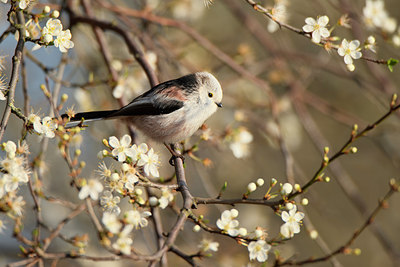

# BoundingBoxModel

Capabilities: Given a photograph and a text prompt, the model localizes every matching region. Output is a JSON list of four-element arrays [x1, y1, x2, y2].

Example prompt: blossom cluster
[[95, 135, 174, 213], [101, 209, 152, 255], [41, 19, 74, 53], [263, 1, 400, 72], [4, 0, 75, 53], [28, 114, 58, 138], [213, 179, 307, 263], [0, 141, 29, 217], [363, 0, 396, 33], [215, 208, 272, 262], [105, 135, 160, 178]]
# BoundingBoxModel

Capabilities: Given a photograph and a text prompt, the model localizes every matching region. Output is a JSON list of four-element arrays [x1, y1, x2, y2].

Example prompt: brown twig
[[276, 180, 398, 266], [290, 101, 400, 200], [0, 12, 25, 142]]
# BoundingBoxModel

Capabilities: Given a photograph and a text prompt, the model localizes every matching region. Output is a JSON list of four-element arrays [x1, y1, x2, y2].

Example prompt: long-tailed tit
[[64, 72, 223, 144]]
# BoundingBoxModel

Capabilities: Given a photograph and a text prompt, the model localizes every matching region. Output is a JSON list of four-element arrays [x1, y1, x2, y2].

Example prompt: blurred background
[[0, 0, 400, 266]]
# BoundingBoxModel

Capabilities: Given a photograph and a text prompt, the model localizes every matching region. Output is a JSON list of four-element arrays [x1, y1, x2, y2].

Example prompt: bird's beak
[[216, 102, 223, 108]]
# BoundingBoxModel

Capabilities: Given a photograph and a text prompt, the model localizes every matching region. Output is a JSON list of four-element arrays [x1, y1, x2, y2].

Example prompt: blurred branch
[[291, 97, 400, 199], [67, 1, 159, 88]]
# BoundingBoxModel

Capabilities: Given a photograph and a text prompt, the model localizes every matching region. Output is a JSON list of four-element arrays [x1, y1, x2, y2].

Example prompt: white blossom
[[112, 236, 133, 255], [229, 128, 253, 158], [109, 135, 136, 162], [363, 0, 397, 33], [280, 205, 305, 238], [100, 190, 121, 214], [302, 15, 330, 43], [268, 1, 289, 33], [216, 209, 240, 237], [78, 179, 103, 200], [102, 212, 122, 234], [112, 224, 133, 255], [248, 240, 271, 262], [41, 19, 63, 43], [199, 239, 219, 252], [158, 188, 174, 209], [40, 117, 58, 138], [25, 20, 41, 39], [4, 140, 16, 159], [10, 195, 25, 216], [54, 30, 74, 53], [124, 209, 152, 229], [137, 148, 160, 177], [338, 39, 362, 71], [0, 154, 29, 193]]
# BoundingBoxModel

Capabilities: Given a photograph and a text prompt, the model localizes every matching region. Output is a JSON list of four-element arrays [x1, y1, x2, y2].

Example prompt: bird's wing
[[108, 83, 186, 117]]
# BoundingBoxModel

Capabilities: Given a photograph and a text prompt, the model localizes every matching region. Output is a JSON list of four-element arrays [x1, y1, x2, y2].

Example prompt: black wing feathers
[[65, 73, 197, 121]]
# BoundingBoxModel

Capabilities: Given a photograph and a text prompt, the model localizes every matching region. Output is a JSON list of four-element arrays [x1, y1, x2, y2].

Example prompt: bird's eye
[[208, 92, 213, 98]]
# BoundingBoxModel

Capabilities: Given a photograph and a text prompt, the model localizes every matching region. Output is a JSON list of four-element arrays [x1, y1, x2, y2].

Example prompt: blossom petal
[[305, 17, 316, 25], [317, 16, 329, 26], [302, 25, 314, 33], [319, 28, 330, 38], [344, 54, 353, 65], [351, 51, 362, 59], [311, 31, 321, 43], [120, 135, 131, 147], [337, 47, 345, 56], [109, 136, 119, 148], [349, 40, 360, 50]]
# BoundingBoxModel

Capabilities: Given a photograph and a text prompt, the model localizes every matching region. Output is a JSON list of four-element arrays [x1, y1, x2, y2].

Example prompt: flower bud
[[51, 10, 60, 18], [110, 173, 120, 182], [285, 202, 294, 210], [61, 93, 68, 102], [193, 225, 201, 232], [294, 183, 301, 192], [310, 230, 318, 239], [247, 182, 257, 192], [256, 178, 264, 187], [135, 188, 143, 195], [121, 163, 130, 172], [238, 227, 247, 236], [149, 196, 158, 207], [281, 183, 293, 195], [43, 5, 51, 13]]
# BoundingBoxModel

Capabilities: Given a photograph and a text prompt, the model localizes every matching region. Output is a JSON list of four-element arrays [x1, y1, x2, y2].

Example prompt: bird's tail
[[62, 110, 118, 128]]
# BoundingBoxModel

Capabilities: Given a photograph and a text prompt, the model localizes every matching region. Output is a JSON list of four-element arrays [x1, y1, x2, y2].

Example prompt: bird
[[63, 72, 223, 145]]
